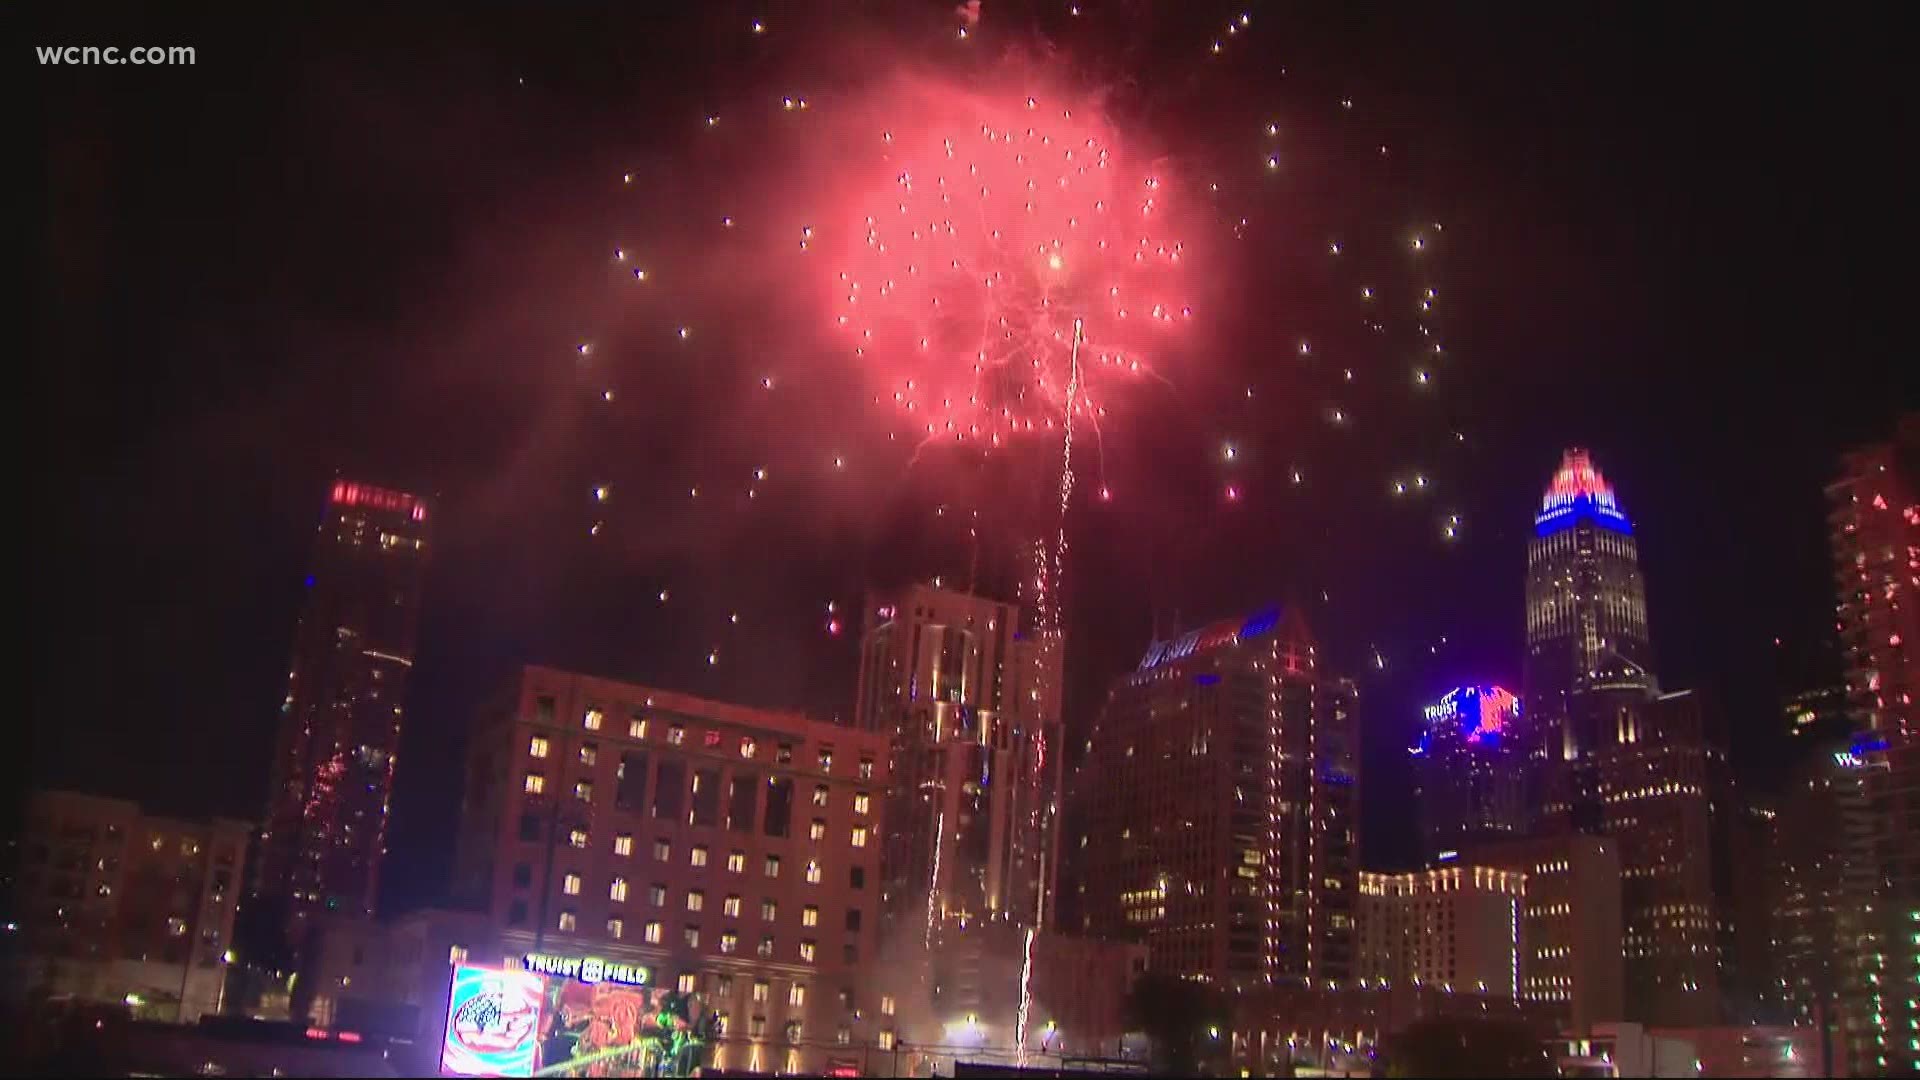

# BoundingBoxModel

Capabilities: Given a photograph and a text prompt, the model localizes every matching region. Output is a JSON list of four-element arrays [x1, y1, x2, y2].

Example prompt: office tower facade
[[1470, 834, 1625, 1034], [1411, 685, 1527, 862], [254, 481, 430, 959], [1524, 449, 1655, 832], [7, 790, 249, 1023], [1775, 737, 1877, 1077], [1067, 607, 1360, 991], [852, 582, 1062, 943], [1825, 416, 1920, 1076], [1593, 688, 1728, 1025], [1355, 864, 1525, 999], [451, 666, 891, 1075]]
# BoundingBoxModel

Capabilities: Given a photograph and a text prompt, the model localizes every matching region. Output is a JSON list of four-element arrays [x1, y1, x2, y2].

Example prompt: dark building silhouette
[[1411, 685, 1526, 862], [249, 480, 430, 971]]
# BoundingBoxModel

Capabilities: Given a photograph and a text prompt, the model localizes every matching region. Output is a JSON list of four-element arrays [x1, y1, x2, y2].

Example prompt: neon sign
[[523, 952, 650, 986], [441, 965, 544, 1077], [1534, 449, 1630, 536], [1423, 685, 1520, 744]]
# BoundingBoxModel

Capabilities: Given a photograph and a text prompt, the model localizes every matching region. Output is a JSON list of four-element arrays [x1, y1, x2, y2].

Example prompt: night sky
[[27, 3, 1913, 912]]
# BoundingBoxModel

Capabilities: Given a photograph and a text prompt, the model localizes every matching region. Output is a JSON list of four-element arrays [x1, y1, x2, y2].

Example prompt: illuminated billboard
[[441, 965, 545, 1077]]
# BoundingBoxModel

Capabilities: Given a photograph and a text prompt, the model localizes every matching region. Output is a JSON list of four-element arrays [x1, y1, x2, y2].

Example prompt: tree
[[1123, 973, 1231, 1076], [1382, 1016, 1553, 1078]]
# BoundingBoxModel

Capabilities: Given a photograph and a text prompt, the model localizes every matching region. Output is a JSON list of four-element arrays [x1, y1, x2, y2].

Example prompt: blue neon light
[[1534, 495, 1633, 537]]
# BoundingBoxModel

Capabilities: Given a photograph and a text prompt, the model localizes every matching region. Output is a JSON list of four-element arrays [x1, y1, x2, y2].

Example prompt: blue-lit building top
[[1534, 449, 1632, 537]]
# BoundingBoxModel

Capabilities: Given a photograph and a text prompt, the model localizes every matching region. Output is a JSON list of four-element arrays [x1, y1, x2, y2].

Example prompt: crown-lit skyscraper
[[251, 480, 430, 969], [1523, 449, 1655, 831]]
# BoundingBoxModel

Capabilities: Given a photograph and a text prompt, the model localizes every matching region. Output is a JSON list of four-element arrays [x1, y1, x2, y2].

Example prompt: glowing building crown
[[1535, 448, 1630, 535]]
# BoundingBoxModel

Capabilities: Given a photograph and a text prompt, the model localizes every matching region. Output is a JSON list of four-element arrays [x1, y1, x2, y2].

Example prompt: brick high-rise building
[[253, 480, 430, 963], [7, 791, 249, 1023], [1066, 607, 1359, 991], [452, 665, 892, 1075]]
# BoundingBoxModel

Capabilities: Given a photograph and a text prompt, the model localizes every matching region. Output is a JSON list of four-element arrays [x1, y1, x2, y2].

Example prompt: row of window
[[527, 908, 859, 966], [555, 821, 871, 853], [535, 698, 875, 779]]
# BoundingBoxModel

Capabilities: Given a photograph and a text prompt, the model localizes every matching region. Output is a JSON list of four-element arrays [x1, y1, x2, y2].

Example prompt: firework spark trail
[[1014, 924, 1038, 1067]]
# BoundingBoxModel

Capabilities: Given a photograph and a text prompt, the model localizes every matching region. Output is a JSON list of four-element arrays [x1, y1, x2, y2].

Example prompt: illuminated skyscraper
[[1067, 608, 1360, 991], [252, 480, 430, 964], [1411, 685, 1526, 862], [1524, 449, 1655, 832], [1824, 417, 1920, 1075], [851, 580, 1062, 1028]]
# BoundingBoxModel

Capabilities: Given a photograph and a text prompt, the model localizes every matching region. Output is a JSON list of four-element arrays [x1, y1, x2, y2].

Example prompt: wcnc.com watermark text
[[37, 45, 196, 66]]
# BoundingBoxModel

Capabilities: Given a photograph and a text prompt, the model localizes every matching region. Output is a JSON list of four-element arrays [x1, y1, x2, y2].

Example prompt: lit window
[[853, 793, 870, 815], [568, 829, 589, 849], [810, 820, 827, 841], [762, 899, 778, 921], [777, 743, 794, 764], [610, 877, 629, 902], [721, 931, 739, 954], [683, 926, 700, 948], [790, 983, 807, 1007], [668, 725, 685, 746], [803, 905, 820, 928], [741, 739, 757, 759], [753, 980, 770, 1004], [813, 786, 830, 808], [818, 750, 834, 772], [558, 911, 577, 932], [858, 759, 874, 780], [679, 973, 698, 994], [879, 1031, 896, 1051], [758, 935, 775, 959], [765, 855, 781, 878], [525, 774, 546, 795], [727, 851, 746, 874], [578, 744, 597, 767], [881, 995, 896, 1016], [614, 834, 633, 857], [649, 883, 666, 907], [562, 873, 582, 896], [724, 895, 742, 918], [691, 846, 710, 868], [529, 736, 550, 759], [852, 827, 869, 848], [688, 890, 705, 912], [584, 708, 603, 731], [607, 917, 624, 939], [654, 839, 671, 862], [574, 780, 593, 802], [786, 1020, 804, 1044], [799, 940, 817, 963], [805, 860, 822, 884], [645, 921, 663, 944]]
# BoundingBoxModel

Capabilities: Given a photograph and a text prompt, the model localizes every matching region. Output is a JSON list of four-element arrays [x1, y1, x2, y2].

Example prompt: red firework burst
[[830, 78, 1195, 450]]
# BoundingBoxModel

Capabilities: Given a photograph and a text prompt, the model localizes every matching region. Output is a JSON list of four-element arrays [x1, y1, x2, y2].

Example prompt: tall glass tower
[[1523, 449, 1654, 831]]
